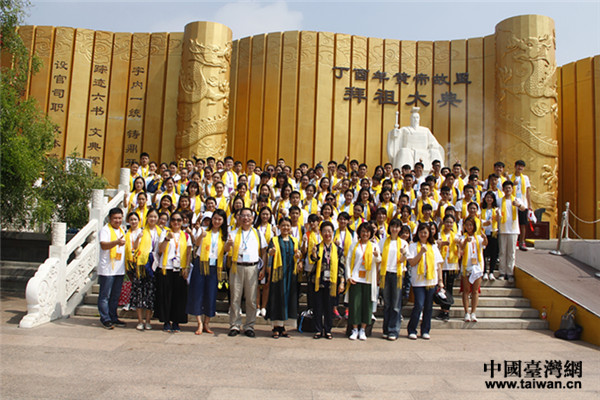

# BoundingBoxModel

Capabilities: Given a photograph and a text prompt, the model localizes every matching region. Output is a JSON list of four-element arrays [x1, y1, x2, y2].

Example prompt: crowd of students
[[98, 152, 531, 341]]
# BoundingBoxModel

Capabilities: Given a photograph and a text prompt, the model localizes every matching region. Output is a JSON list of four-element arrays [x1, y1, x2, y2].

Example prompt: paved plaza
[[1, 294, 598, 400]]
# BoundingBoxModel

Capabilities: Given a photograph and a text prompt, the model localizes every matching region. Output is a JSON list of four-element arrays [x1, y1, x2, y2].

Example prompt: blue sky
[[25, 0, 599, 66]]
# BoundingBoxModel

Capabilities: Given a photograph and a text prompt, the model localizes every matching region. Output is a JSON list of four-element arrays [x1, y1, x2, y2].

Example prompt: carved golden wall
[[10, 16, 600, 238]]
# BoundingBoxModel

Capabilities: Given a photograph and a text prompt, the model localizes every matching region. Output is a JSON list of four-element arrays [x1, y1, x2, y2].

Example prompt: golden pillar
[[176, 21, 232, 161], [495, 15, 559, 232]]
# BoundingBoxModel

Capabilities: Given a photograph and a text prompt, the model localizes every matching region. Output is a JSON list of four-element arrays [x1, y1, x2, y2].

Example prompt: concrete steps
[[0, 261, 40, 294], [75, 272, 548, 330]]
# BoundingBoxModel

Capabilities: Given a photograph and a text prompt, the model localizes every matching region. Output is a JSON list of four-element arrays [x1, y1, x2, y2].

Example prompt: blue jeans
[[98, 274, 124, 323], [407, 286, 435, 335], [382, 272, 402, 336]]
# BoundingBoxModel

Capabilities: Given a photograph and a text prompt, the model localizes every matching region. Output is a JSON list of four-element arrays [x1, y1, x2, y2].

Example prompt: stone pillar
[[495, 15, 559, 233], [176, 21, 232, 161]]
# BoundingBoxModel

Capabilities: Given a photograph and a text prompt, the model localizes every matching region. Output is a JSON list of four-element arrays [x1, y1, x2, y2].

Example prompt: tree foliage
[[1, 1, 107, 231]]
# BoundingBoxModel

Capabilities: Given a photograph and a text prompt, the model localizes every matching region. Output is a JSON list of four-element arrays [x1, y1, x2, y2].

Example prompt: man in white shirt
[[511, 160, 532, 251], [98, 208, 126, 329], [224, 207, 267, 337], [497, 181, 526, 283]]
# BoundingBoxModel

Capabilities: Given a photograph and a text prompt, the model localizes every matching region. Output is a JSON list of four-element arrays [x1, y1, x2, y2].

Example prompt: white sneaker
[[483, 272, 489, 281], [464, 313, 471, 322], [358, 328, 367, 341], [408, 333, 417, 340], [136, 323, 144, 331], [489, 273, 496, 281], [349, 329, 359, 340], [260, 308, 267, 317], [421, 333, 430, 340], [256, 309, 261, 317], [144, 323, 152, 330], [508, 276, 515, 284], [471, 313, 478, 322]]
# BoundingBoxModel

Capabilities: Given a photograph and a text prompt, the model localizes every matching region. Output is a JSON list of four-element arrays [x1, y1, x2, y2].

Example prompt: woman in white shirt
[[156, 211, 192, 333], [459, 216, 488, 322], [406, 223, 444, 340], [345, 223, 381, 341]]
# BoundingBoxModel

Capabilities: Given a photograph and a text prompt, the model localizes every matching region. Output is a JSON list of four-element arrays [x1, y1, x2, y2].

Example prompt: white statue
[[387, 107, 445, 170]]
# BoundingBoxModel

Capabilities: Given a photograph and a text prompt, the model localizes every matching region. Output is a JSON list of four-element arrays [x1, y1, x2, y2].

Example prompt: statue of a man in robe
[[387, 107, 445, 169]]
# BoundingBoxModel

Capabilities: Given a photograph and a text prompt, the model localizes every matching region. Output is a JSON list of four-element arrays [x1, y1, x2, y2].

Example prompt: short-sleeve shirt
[[378, 237, 409, 274], [159, 230, 192, 270], [229, 227, 267, 264], [98, 224, 126, 276], [407, 242, 443, 287]]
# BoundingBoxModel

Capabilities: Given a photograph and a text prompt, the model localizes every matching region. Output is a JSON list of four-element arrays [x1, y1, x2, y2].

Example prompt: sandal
[[313, 332, 323, 339], [271, 329, 280, 339], [325, 332, 333, 340], [280, 330, 290, 338]]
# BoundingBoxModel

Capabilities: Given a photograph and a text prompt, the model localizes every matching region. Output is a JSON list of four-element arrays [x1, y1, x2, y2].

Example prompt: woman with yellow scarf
[[407, 223, 444, 340], [156, 211, 192, 333], [255, 206, 276, 318], [435, 215, 461, 322], [345, 223, 381, 341], [378, 219, 408, 341], [309, 221, 345, 339], [186, 209, 228, 335], [459, 216, 488, 322], [130, 208, 160, 331], [265, 217, 302, 338]]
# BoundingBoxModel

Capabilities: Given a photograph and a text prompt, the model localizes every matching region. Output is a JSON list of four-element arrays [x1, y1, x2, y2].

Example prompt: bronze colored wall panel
[[143, 33, 168, 161], [432, 41, 450, 163], [262, 33, 282, 165], [314, 32, 334, 164], [449, 39, 467, 165], [365, 37, 384, 168], [398, 41, 416, 128], [233, 37, 251, 163], [575, 59, 595, 238], [103, 32, 131, 186], [331, 34, 351, 163], [122, 33, 150, 167], [16, 25, 35, 98], [296, 31, 317, 166], [416, 41, 433, 131], [467, 38, 484, 170], [64, 28, 94, 156], [227, 40, 238, 158], [348, 35, 367, 162], [483, 35, 496, 175], [160, 32, 182, 164], [247, 34, 266, 163], [84, 30, 113, 175], [29, 26, 55, 112], [279, 31, 300, 166], [382, 39, 400, 166], [47, 27, 75, 158], [559, 63, 577, 233]]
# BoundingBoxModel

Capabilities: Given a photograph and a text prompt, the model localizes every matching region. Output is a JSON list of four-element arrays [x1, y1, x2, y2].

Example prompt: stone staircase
[[0, 261, 41, 294], [75, 272, 548, 330]]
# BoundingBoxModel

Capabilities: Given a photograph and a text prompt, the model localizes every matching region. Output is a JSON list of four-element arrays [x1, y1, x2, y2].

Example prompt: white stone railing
[[20, 168, 130, 328]]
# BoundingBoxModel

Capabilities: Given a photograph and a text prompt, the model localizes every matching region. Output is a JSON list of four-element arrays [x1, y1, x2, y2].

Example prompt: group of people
[[98, 152, 532, 341]]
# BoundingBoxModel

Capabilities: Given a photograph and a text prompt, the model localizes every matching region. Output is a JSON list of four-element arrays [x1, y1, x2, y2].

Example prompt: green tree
[[1, 0, 55, 229]]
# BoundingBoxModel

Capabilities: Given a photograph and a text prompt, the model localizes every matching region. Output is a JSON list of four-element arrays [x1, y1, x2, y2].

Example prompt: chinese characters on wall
[[334, 67, 471, 107]]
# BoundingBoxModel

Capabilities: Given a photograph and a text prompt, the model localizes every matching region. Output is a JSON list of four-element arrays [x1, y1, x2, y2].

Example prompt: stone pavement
[[1, 294, 599, 400]]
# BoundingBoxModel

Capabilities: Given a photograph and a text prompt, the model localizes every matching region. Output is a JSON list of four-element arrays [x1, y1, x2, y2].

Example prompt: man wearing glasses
[[224, 208, 267, 337]]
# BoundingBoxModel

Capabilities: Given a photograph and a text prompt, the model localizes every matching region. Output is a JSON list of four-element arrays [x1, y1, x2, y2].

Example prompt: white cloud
[[213, 1, 303, 39]]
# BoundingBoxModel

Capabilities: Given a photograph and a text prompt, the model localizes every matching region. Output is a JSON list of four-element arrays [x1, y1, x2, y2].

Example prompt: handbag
[[559, 305, 577, 330]]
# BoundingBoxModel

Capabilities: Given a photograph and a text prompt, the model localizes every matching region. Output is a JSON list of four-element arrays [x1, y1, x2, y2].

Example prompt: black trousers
[[441, 270, 457, 312], [312, 282, 334, 334], [485, 234, 499, 273]]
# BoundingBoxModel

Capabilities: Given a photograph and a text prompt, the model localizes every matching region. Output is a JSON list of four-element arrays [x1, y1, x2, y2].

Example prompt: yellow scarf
[[304, 197, 319, 214], [380, 201, 395, 222], [462, 234, 483, 276], [417, 242, 435, 280], [191, 195, 203, 216], [350, 241, 374, 277], [161, 230, 188, 275], [501, 195, 517, 224], [231, 228, 261, 274], [259, 223, 273, 244], [136, 226, 162, 270], [135, 205, 148, 228], [334, 228, 352, 256], [140, 165, 149, 178], [249, 173, 257, 191], [307, 230, 320, 257], [271, 236, 299, 282], [379, 237, 405, 289], [200, 229, 225, 275], [314, 242, 339, 297], [216, 196, 228, 212], [124, 229, 136, 263], [484, 208, 498, 232], [127, 191, 142, 212], [511, 173, 527, 197], [108, 225, 124, 270], [440, 230, 459, 263]]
